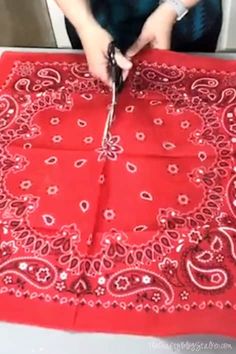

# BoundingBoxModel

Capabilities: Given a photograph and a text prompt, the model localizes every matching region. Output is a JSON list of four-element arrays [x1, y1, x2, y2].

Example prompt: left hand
[[127, 3, 178, 57]]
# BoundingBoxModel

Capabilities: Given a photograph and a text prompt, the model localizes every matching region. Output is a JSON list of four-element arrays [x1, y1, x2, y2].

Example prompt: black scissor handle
[[107, 41, 124, 93]]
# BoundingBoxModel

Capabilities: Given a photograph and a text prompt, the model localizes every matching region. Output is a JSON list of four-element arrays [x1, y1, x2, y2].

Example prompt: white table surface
[[0, 47, 236, 354]]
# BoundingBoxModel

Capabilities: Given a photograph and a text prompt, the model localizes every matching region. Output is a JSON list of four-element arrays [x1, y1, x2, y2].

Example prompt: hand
[[127, 3, 177, 57], [78, 19, 133, 86]]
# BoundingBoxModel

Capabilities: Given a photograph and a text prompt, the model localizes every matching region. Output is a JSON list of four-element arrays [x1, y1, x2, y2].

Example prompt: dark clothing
[[66, 0, 222, 52]]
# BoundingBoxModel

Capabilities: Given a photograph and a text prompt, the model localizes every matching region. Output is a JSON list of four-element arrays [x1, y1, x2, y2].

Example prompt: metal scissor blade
[[101, 41, 123, 146], [102, 81, 117, 145]]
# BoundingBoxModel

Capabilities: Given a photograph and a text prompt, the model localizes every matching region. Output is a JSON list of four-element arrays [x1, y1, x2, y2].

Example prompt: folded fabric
[[0, 49, 236, 337]]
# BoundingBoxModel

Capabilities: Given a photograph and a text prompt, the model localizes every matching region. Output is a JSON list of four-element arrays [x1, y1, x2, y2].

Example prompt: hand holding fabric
[[127, 3, 178, 57]]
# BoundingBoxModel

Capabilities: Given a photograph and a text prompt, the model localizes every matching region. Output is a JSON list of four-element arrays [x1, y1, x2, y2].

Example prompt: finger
[[100, 70, 112, 87], [151, 36, 171, 50], [122, 69, 130, 82], [115, 50, 133, 70], [127, 32, 151, 58], [90, 65, 111, 87]]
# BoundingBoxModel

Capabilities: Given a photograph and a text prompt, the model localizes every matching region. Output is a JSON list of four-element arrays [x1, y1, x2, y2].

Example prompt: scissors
[[102, 41, 123, 145]]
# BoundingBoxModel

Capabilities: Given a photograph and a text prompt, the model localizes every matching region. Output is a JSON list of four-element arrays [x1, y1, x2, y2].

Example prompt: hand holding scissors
[[102, 42, 125, 145]]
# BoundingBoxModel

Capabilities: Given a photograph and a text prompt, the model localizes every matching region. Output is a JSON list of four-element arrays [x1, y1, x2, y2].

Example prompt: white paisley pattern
[[0, 51, 236, 335]]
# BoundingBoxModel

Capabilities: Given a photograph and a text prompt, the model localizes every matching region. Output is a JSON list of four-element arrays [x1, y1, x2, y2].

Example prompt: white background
[[0, 322, 236, 354]]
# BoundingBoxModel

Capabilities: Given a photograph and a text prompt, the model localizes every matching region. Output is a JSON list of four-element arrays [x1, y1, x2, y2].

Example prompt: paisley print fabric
[[0, 50, 236, 337]]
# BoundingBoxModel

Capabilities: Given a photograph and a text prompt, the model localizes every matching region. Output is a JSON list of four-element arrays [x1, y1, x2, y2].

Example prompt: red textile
[[0, 50, 236, 337]]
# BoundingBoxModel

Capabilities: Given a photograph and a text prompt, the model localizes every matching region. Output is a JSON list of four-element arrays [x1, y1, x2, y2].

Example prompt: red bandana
[[0, 50, 236, 337]]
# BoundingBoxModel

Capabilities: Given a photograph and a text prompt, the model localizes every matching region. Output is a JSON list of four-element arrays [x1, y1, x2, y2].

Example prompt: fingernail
[[127, 61, 133, 69], [122, 70, 129, 81], [123, 61, 132, 70]]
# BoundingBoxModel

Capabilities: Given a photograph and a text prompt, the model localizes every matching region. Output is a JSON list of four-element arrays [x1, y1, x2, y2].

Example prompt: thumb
[[127, 31, 151, 58], [151, 33, 171, 50], [115, 50, 133, 70]]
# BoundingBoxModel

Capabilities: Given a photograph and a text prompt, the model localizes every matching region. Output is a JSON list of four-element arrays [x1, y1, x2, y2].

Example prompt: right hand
[[78, 19, 133, 86]]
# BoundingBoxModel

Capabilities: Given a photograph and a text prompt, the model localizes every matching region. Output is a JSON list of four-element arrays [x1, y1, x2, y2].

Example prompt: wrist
[[158, 2, 178, 24], [160, 0, 199, 11], [55, 0, 96, 33], [181, 0, 199, 7], [159, 0, 199, 22]]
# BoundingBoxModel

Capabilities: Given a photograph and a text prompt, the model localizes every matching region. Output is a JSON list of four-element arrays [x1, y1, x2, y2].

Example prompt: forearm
[[54, 0, 94, 30], [158, 0, 200, 25], [181, 0, 200, 8]]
